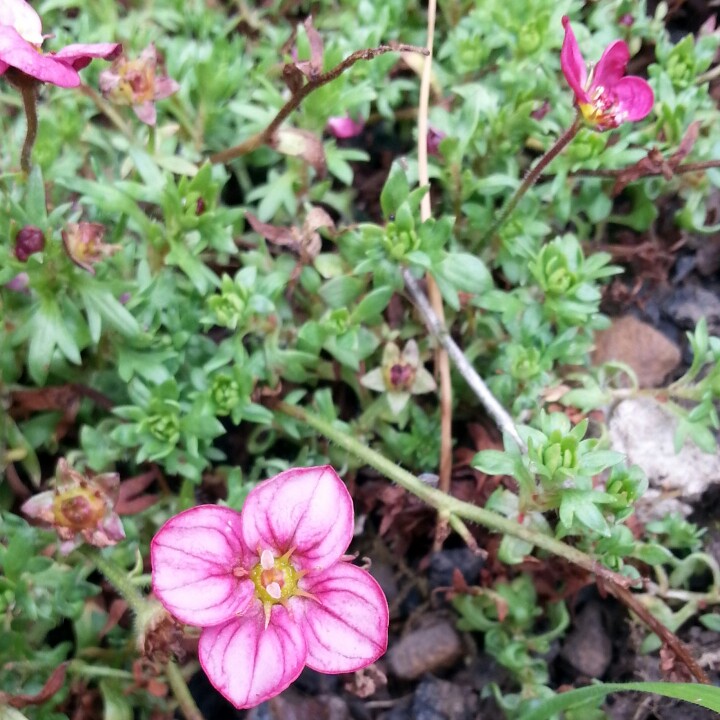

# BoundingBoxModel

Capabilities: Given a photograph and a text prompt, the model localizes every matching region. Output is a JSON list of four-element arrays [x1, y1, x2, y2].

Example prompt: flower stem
[[481, 114, 582, 244], [86, 548, 146, 614], [210, 43, 428, 165], [20, 83, 38, 174], [166, 660, 205, 720], [83, 549, 208, 720], [276, 401, 628, 586]]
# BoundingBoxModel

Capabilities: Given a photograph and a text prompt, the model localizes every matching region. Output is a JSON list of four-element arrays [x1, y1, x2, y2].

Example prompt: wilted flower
[[560, 16, 654, 131], [360, 340, 437, 415], [62, 222, 121, 274], [0, 0, 120, 88], [14, 225, 45, 261], [326, 114, 365, 139], [99, 44, 179, 126], [21, 459, 125, 554], [427, 126, 446, 157], [151, 466, 388, 709]]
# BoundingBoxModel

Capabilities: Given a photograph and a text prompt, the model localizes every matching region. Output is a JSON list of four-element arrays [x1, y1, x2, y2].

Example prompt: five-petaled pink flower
[[0, 0, 120, 88], [560, 16, 653, 131], [151, 466, 389, 709]]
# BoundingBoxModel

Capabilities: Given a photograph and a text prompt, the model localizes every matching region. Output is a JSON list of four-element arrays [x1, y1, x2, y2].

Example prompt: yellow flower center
[[52, 487, 105, 531], [249, 549, 300, 605]]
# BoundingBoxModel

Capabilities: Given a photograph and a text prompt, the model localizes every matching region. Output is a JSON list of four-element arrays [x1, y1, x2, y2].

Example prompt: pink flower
[[326, 115, 365, 139], [151, 466, 389, 709], [560, 16, 653, 131], [0, 0, 120, 88], [99, 44, 179, 126]]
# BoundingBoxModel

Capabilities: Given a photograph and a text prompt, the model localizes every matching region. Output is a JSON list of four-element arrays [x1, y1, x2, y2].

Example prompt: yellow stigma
[[249, 549, 300, 605]]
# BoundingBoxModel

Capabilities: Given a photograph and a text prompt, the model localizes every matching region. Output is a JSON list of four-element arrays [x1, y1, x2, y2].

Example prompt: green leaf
[[100, 679, 133, 720], [25, 165, 47, 224], [473, 450, 516, 476], [518, 682, 720, 720], [699, 613, 720, 632], [380, 162, 410, 218], [435, 252, 492, 295]]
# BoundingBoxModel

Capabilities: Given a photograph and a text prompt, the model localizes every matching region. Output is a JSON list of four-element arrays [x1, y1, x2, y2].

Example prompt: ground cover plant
[[2, 0, 720, 718]]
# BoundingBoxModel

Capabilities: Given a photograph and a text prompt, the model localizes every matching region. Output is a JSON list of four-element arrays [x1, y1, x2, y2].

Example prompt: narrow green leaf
[[519, 682, 720, 720]]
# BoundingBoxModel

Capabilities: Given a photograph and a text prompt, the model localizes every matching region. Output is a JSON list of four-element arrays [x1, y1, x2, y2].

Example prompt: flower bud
[[14, 225, 45, 261]]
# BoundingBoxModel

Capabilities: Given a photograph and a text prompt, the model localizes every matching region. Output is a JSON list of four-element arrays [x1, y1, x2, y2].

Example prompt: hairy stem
[[481, 114, 582, 243], [85, 550, 208, 720], [166, 661, 205, 720], [276, 401, 625, 584]]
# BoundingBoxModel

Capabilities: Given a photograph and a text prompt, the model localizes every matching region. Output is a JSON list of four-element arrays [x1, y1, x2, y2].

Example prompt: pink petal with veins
[[52, 42, 121, 70], [298, 562, 389, 673], [151, 505, 254, 627], [240, 466, 353, 571], [560, 16, 588, 102], [592, 39, 630, 91], [199, 605, 307, 709], [0, 0, 43, 45], [0, 26, 79, 86], [612, 75, 654, 122]]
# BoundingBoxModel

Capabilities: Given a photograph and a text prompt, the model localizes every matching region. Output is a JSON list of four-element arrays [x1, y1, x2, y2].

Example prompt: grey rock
[[411, 676, 478, 720], [388, 619, 464, 680], [560, 601, 612, 678]]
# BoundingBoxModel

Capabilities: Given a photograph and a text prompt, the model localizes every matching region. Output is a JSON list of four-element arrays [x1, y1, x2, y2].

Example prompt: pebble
[[387, 618, 464, 680], [560, 601, 612, 678]]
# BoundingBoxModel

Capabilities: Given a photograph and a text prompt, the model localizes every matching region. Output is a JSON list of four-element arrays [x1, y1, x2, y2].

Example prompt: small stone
[[663, 285, 720, 335], [560, 601, 612, 678], [609, 397, 720, 519], [428, 548, 485, 591], [247, 691, 349, 720], [411, 677, 478, 720], [387, 618, 463, 680], [591, 315, 681, 388]]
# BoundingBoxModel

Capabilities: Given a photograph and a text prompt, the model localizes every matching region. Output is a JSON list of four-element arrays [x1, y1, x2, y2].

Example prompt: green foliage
[[2, 0, 720, 716]]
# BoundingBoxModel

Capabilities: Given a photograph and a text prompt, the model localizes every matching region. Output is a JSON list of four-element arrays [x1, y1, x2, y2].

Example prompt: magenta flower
[[151, 466, 389, 709], [0, 0, 120, 88], [560, 16, 653, 131], [326, 115, 365, 139]]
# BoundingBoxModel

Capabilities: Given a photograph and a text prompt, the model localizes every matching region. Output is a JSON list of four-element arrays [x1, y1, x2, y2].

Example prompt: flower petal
[[0, 26, 79, 87], [560, 17, 588, 102], [298, 562, 389, 673], [612, 75, 654, 122], [151, 505, 254, 627], [0, 0, 43, 46], [133, 101, 157, 126], [52, 42, 121, 70], [198, 605, 307, 709], [240, 466, 353, 571], [592, 39, 630, 91], [153, 76, 180, 100]]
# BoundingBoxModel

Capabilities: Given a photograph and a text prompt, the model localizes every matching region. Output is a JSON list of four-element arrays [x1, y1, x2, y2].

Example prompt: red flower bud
[[14, 225, 45, 261]]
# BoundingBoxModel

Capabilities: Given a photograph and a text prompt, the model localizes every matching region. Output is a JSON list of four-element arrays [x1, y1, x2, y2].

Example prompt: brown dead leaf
[[611, 121, 701, 196], [0, 663, 68, 708], [294, 16, 324, 80], [270, 127, 326, 178]]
